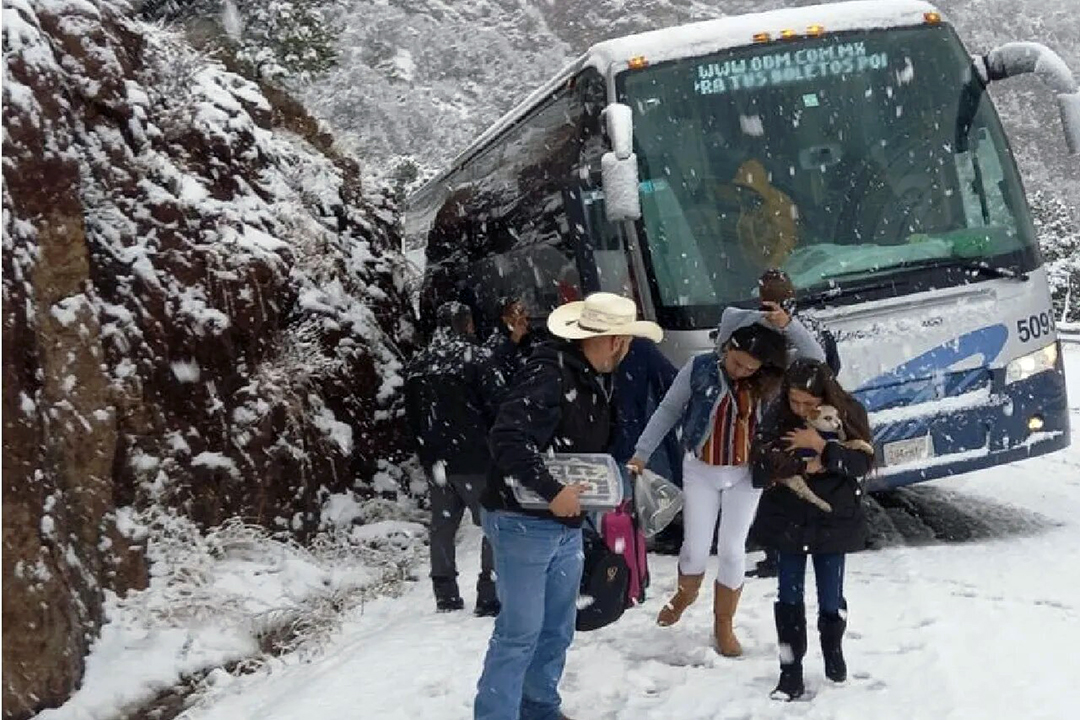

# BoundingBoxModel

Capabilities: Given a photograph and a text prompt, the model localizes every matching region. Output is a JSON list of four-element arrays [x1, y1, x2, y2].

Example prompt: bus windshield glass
[[617, 24, 1039, 328]]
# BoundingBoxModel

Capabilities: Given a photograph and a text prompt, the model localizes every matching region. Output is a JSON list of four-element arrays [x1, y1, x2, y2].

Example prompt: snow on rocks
[[5, 0, 419, 530], [3, 0, 417, 714]]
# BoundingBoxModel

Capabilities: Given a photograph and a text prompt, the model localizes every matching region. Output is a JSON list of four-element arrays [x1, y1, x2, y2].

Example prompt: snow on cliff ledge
[[3, 1, 417, 714]]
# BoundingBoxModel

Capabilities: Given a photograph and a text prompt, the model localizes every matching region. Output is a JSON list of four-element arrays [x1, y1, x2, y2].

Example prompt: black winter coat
[[482, 340, 615, 527], [483, 325, 532, 393], [750, 400, 873, 555], [403, 328, 503, 475], [611, 338, 678, 464]]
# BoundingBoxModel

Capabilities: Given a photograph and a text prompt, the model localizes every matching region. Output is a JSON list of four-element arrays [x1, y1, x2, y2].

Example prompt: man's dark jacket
[[482, 340, 615, 528], [611, 337, 682, 484], [403, 328, 501, 476]]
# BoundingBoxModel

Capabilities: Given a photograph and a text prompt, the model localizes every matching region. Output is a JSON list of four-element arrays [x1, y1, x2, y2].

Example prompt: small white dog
[[775, 405, 875, 512]]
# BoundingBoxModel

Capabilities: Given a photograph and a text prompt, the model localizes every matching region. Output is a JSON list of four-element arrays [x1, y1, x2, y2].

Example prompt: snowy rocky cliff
[[1, 0, 415, 715]]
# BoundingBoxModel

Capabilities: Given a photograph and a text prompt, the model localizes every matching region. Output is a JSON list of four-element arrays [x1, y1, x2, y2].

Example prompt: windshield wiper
[[817, 256, 1028, 286], [798, 280, 899, 307], [790, 256, 1028, 311], [951, 259, 1028, 281], [887, 256, 1029, 282]]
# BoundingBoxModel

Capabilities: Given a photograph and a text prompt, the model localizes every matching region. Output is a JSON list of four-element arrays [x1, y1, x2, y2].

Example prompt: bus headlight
[[1005, 342, 1058, 385]]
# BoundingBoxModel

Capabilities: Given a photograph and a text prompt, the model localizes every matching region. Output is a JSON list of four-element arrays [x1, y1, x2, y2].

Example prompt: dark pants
[[430, 473, 495, 603], [776, 551, 845, 615]]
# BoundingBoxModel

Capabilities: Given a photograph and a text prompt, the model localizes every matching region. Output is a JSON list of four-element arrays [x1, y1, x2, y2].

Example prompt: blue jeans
[[475, 511, 584, 720], [776, 551, 846, 615]]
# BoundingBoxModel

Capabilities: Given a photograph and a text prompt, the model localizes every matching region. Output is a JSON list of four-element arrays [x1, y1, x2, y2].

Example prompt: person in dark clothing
[[759, 268, 842, 376], [484, 296, 532, 391], [750, 358, 875, 701], [611, 337, 681, 486], [404, 302, 503, 616], [475, 293, 662, 720]]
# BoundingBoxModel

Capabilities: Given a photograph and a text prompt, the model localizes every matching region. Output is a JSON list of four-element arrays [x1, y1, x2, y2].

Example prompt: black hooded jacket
[[403, 328, 503, 476], [484, 324, 532, 392], [750, 399, 873, 555], [481, 340, 616, 527]]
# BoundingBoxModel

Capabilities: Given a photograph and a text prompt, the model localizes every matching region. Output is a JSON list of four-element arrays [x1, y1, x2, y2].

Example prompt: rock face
[[1, 1, 415, 716]]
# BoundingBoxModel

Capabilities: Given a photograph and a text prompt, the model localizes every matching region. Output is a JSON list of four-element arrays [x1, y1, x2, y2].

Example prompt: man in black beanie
[[404, 301, 502, 615]]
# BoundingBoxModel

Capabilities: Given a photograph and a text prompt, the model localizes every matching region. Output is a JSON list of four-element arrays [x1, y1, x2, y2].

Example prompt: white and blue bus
[[404, 0, 1076, 489]]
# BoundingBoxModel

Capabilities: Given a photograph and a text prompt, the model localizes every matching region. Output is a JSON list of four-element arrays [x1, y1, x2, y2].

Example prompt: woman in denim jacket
[[628, 306, 825, 656]]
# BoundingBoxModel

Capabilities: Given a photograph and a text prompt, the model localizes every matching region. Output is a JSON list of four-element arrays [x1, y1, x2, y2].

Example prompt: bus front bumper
[[865, 359, 1071, 491]]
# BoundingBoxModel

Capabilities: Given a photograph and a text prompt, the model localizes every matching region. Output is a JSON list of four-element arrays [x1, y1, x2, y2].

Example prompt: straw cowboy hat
[[547, 292, 663, 343]]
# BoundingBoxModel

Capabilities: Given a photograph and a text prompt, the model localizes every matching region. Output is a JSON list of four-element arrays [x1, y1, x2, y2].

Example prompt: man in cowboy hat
[[475, 292, 662, 720]]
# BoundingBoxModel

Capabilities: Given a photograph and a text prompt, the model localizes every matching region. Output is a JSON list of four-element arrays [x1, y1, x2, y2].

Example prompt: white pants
[[678, 455, 762, 589]]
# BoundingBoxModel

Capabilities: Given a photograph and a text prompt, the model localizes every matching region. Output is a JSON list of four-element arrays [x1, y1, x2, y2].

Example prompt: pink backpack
[[601, 501, 649, 606]]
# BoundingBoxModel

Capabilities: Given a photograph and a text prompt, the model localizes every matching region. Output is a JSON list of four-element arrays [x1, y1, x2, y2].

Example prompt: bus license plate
[[883, 435, 934, 467]]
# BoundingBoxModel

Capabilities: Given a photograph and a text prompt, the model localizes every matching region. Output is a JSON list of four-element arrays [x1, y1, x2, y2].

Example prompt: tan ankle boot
[[656, 572, 704, 626], [714, 583, 744, 657]]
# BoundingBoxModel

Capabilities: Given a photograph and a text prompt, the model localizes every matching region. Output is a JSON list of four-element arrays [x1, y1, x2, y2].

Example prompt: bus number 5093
[[1016, 312, 1056, 343]]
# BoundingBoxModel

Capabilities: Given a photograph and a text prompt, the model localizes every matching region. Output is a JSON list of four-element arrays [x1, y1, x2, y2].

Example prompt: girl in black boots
[[750, 359, 874, 701]]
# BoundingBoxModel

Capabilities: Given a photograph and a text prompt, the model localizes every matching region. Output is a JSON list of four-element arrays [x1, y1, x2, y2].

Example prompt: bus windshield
[[617, 24, 1039, 329]]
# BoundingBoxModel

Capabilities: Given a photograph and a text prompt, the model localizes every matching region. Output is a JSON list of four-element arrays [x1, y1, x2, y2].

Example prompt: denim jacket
[[633, 308, 825, 462]]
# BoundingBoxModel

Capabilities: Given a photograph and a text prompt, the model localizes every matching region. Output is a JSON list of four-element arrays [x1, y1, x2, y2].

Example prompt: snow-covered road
[[182, 346, 1080, 720]]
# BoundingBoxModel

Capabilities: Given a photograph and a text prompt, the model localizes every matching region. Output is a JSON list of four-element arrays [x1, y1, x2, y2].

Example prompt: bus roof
[[588, 0, 942, 71], [410, 0, 942, 203]]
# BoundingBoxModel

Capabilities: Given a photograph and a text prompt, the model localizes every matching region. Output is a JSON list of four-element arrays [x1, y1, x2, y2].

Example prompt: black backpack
[[576, 522, 629, 632]]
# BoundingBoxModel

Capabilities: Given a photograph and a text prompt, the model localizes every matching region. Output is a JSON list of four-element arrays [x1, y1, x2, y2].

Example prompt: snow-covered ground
[[37, 346, 1079, 720], [34, 503, 428, 720], [170, 345, 1080, 720]]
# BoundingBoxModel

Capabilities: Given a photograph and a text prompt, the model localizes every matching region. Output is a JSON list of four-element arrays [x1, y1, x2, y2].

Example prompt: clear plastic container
[[510, 453, 624, 511]]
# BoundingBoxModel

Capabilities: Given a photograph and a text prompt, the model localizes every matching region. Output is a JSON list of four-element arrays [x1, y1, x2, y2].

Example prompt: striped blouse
[[698, 379, 756, 467]]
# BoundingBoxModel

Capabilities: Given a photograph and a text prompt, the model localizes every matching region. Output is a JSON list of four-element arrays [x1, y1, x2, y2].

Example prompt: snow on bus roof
[[588, 0, 942, 70], [414, 0, 941, 199]]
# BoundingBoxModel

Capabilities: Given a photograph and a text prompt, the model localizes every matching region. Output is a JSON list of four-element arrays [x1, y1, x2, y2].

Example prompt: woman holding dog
[[751, 358, 875, 701], [628, 305, 824, 657]]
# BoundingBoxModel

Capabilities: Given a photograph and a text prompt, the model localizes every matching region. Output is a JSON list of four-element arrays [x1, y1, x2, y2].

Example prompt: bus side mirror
[[600, 103, 641, 221], [603, 103, 634, 160], [1056, 92, 1080, 154], [601, 153, 641, 222], [983, 42, 1080, 154]]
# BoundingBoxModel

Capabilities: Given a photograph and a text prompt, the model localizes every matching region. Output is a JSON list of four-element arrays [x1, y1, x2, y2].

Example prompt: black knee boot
[[771, 602, 806, 701], [819, 611, 847, 682]]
